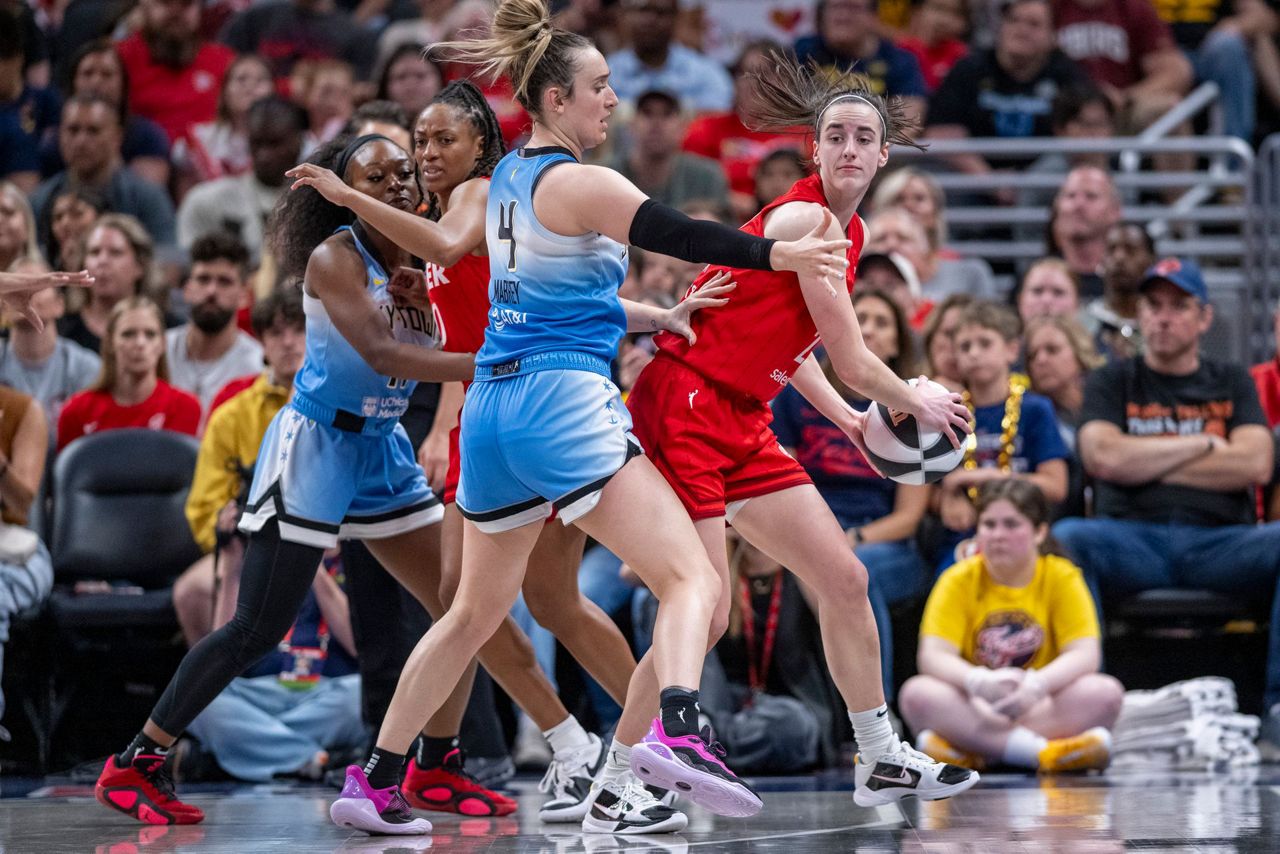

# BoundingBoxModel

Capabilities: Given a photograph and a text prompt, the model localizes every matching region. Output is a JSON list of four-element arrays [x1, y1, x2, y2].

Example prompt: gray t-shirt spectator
[[0, 337, 102, 440], [605, 46, 735, 112], [165, 328, 264, 414], [177, 172, 283, 263], [924, 257, 1001, 302], [30, 168, 177, 248], [609, 151, 730, 212]]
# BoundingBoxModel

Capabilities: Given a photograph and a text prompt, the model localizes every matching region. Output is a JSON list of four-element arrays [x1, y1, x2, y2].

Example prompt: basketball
[[863, 379, 968, 485]]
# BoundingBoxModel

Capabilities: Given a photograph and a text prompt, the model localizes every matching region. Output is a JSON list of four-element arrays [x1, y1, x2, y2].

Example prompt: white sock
[[543, 715, 592, 758], [1002, 726, 1048, 768], [597, 739, 632, 784], [850, 705, 896, 762]]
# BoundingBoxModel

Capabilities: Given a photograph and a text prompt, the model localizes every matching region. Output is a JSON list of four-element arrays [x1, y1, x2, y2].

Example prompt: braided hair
[[420, 79, 507, 222]]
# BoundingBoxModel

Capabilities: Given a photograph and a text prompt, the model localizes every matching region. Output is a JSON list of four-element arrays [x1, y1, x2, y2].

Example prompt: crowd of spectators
[[0, 0, 1278, 773]]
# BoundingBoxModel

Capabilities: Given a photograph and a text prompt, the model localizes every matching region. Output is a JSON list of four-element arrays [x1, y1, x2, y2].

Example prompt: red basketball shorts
[[626, 354, 811, 521], [443, 422, 462, 506]]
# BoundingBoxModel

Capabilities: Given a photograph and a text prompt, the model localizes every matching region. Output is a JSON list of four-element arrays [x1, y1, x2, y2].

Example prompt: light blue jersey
[[240, 224, 442, 547], [292, 224, 438, 427], [477, 146, 628, 380]]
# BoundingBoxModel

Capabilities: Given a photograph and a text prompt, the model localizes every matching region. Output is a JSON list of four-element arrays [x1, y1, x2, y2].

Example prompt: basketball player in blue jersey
[[320, 0, 856, 836], [95, 133, 566, 830]]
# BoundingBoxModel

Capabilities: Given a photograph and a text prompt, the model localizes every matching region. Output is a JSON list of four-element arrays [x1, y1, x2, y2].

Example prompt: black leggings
[[151, 520, 323, 735]]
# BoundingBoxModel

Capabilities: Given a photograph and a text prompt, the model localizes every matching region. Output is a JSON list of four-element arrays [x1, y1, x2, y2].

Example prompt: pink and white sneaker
[[330, 765, 432, 835], [629, 719, 762, 817]]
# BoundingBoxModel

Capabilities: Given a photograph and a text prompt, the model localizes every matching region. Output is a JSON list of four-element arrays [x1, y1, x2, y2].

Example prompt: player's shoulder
[[762, 200, 830, 241]]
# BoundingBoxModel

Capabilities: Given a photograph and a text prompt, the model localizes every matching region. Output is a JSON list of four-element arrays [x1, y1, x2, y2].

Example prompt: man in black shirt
[[1053, 258, 1280, 746], [926, 0, 1092, 176]]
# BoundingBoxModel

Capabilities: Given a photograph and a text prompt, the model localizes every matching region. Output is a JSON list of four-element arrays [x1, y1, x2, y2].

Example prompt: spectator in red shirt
[[57, 295, 200, 452], [116, 0, 235, 147], [1252, 301, 1280, 430], [1053, 0, 1192, 131], [682, 40, 804, 222], [898, 0, 971, 93]]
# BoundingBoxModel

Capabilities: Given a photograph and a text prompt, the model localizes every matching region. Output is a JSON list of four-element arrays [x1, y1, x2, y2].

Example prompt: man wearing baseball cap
[[1054, 257, 1280, 756]]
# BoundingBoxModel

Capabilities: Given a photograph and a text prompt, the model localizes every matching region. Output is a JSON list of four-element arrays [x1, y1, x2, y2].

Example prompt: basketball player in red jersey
[[290, 79, 729, 832], [623, 57, 980, 808]]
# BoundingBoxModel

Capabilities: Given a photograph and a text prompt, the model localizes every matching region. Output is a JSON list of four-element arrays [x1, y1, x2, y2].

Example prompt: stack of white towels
[[1110, 677, 1260, 770]]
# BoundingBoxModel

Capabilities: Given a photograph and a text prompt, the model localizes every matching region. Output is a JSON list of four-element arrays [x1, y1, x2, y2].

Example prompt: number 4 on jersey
[[497, 200, 518, 272]]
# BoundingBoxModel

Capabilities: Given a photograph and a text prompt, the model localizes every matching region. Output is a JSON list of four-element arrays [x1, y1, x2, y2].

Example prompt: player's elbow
[[361, 340, 398, 378]]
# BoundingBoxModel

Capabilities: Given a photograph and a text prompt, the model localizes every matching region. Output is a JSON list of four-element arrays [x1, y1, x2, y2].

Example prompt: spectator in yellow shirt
[[172, 288, 305, 645], [898, 478, 1123, 772]]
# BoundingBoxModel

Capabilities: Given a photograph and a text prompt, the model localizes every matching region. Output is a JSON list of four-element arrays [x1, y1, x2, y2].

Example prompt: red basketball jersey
[[654, 173, 865, 403], [425, 251, 490, 355]]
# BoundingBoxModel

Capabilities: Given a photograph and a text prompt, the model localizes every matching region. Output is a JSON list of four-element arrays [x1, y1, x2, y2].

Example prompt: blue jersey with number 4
[[292, 225, 439, 420], [478, 146, 629, 375]]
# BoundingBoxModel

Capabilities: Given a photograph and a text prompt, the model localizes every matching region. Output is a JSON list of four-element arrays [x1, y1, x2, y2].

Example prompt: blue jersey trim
[[472, 350, 612, 381], [289, 393, 401, 437]]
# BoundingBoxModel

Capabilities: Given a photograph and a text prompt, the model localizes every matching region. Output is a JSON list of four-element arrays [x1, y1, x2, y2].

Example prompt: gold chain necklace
[[961, 374, 1028, 501]]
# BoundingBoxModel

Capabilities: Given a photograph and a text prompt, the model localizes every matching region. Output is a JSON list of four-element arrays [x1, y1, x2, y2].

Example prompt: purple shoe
[[330, 765, 432, 835], [629, 718, 762, 817]]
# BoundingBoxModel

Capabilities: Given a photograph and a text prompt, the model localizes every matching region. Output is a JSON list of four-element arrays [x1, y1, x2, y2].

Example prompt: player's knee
[[523, 585, 568, 631], [706, 599, 731, 648], [819, 558, 869, 608]]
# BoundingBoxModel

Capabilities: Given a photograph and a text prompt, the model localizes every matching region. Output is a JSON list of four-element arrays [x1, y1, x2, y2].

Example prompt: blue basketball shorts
[[456, 368, 642, 533], [239, 404, 443, 548]]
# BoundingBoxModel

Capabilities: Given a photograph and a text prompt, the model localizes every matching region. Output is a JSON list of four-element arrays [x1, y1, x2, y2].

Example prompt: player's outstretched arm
[[619, 271, 736, 344], [288, 164, 488, 267], [532, 164, 849, 282], [305, 237, 474, 384]]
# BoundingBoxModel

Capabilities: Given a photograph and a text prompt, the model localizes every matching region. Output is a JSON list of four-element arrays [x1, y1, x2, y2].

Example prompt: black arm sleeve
[[628, 199, 776, 271]]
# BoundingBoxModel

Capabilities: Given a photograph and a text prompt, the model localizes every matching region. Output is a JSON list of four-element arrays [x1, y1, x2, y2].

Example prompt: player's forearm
[[620, 298, 670, 334], [790, 355, 859, 432]]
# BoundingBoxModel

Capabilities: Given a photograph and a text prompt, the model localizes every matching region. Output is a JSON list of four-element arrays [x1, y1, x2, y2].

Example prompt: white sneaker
[[539, 733, 607, 823], [582, 771, 689, 835], [853, 739, 979, 807]]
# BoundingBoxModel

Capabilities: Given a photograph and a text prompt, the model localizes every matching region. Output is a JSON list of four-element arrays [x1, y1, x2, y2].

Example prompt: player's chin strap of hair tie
[[817, 93, 886, 140], [334, 133, 396, 182]]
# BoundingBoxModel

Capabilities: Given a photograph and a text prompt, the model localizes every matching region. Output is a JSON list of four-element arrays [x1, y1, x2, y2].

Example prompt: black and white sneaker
[[853, 739, 979, 807], [582, 772, 689, 835], [539, 733, 607, 823]]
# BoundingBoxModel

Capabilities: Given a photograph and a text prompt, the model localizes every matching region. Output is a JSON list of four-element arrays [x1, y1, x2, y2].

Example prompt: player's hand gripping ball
[[863, 378, 969, 485]]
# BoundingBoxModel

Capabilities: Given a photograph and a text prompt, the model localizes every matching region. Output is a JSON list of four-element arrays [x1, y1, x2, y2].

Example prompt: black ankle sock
[[364, 746, 407, 790], [660, 686, 701, 738], [416, 735, 459, 769], [117, 732, 168, 766]]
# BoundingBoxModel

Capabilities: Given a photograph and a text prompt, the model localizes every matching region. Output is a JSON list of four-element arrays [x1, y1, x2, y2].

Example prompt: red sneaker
[[95, 754, 205, 825], [402, 749, 518, 816]]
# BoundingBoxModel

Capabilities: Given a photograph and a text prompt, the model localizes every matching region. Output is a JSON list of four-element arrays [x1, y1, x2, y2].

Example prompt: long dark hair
[[420, 80, 507, 221], [65, 39, 130, 128], [430, 0, 592, 119], [378, 42, 444, 103], [271, 134, 422, 282]]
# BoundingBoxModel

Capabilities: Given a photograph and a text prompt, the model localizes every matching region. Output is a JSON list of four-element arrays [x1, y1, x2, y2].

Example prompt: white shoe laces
[[538, 739, 598, 798]]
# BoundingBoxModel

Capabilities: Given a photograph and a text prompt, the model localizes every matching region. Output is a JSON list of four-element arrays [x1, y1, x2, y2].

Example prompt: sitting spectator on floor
[[1083, 222, 1154, 361], [771, 289, 929, 703], [699, 535, 845, 772], [937, 301, 1069, 570], [866, 206, 999, 302], [166, 233, 264, 416], [1046, 165, 1122, 299], [608, 88, 728, 211], [1054, 0, 1193, 131], [682, 40, 803, 222], [44, 186, 106, 273], [177, 96, 307, 262], [898, 0, 971, 94], [45, 39, 172, 188], [61, 214, 176, 354], [172, 54, 274, 196], [0, 281, 101, 437], [794, 0, 929, 120], [926, 0, 1091, 181], [115, 0, 235, 148], [923, 293, 975, 392], [0, 382, 51, 744], [186, 549, 363, 782], [605, 0, 733, 112], [174, 287, 303, 647], [29, 95, 176, 249], [900, 478, 1124, 772], [1052, 257, 1280, 753], [0, 11, 59, 194], [57, 296, 200, 451], [1016, 258, 1080, 325]]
